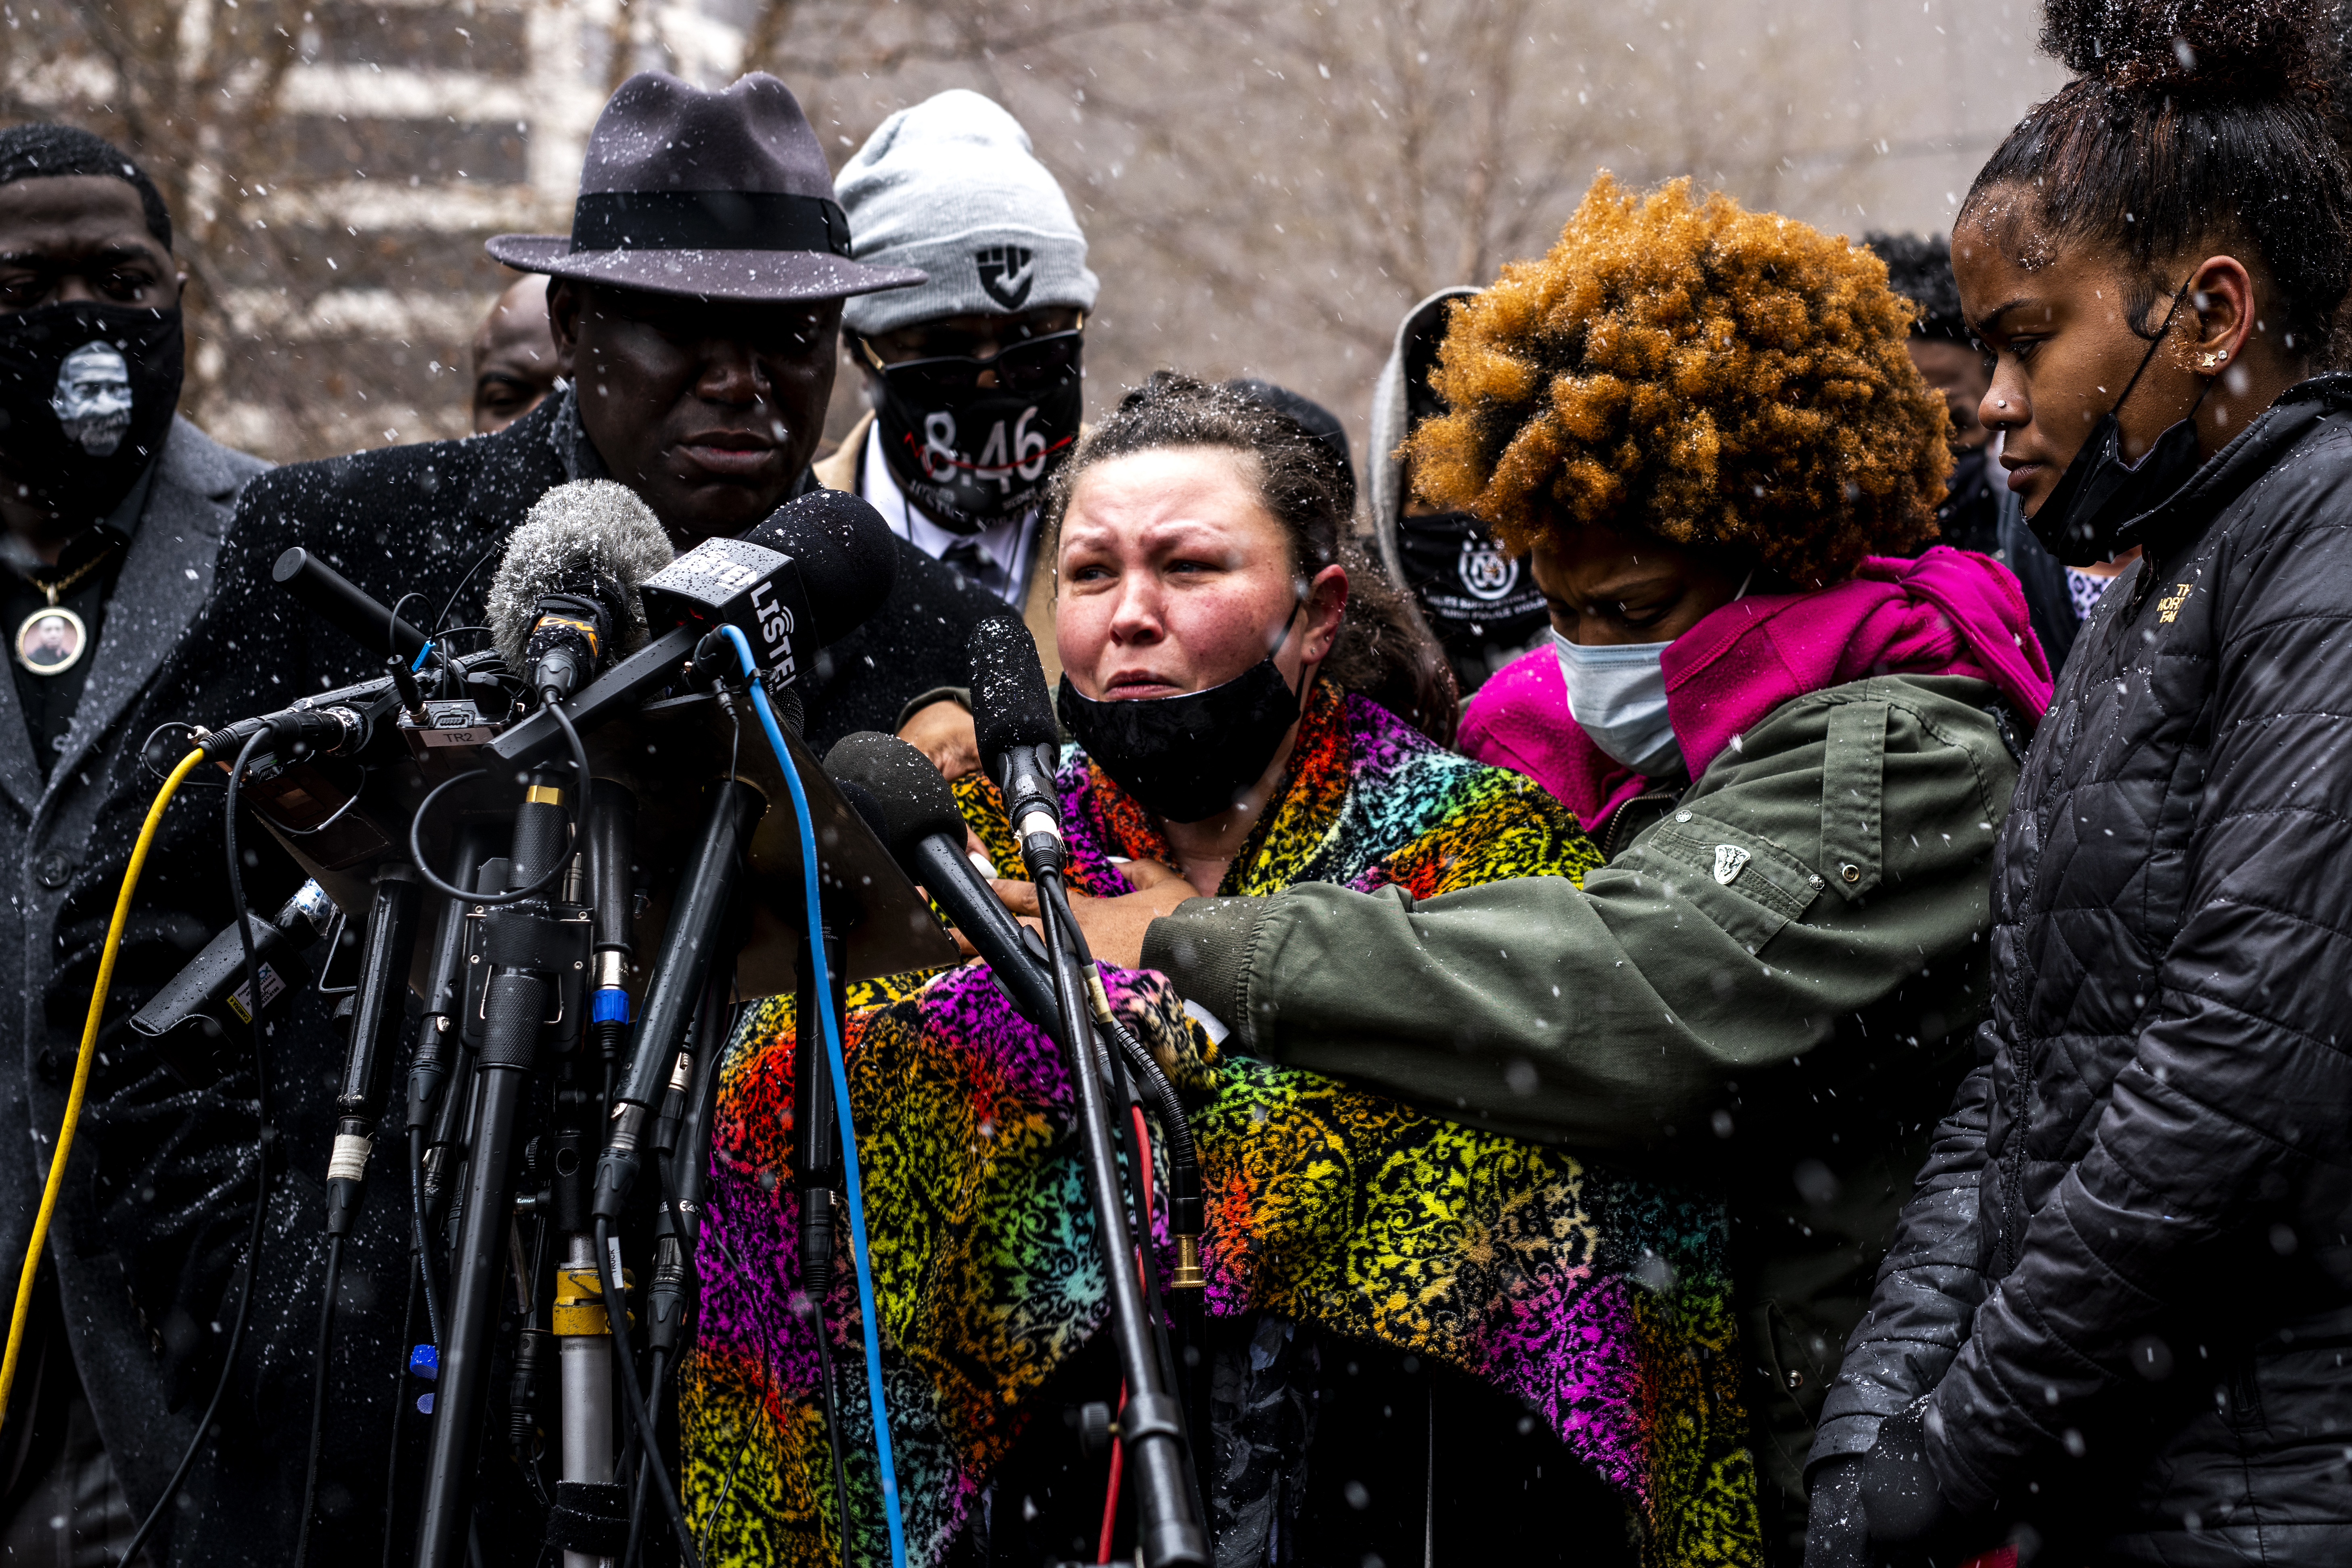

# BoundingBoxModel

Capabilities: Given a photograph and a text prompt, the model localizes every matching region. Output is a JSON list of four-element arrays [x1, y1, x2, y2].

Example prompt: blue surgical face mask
[[1548, 570, 1750, 778], [1550, 631, 1682, 777]]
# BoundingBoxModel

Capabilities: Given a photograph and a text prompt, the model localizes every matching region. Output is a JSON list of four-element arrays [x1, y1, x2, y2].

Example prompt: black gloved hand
[[1803, 1455, 1869, 1568], [1858, 1394, 1948, 1544]]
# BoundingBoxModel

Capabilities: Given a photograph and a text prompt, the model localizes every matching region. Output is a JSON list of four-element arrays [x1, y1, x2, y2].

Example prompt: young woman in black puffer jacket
[[1806, 1, 2352, 1562]]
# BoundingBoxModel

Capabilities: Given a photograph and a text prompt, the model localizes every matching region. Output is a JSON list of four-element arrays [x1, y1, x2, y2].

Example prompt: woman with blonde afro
[[1057, 175, 2056, 1560]]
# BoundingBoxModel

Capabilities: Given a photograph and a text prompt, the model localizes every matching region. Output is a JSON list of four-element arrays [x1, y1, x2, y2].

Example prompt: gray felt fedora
[[488, 72, 926, 304]]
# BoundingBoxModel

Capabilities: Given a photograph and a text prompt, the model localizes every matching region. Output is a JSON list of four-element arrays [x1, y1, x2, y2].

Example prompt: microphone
[[273, 546, 430, 659], [638, 488, 897, 697], [131, 880, 338, 1084], [589, 779, 762, 1225], [484, 480, 674, 703], [823, 732, 1057, 1027], [491, 489, 898, 766], [967, 612, 1066, 879], [963, 627, 1214, 1560], [832, 733, 1214, 1301]]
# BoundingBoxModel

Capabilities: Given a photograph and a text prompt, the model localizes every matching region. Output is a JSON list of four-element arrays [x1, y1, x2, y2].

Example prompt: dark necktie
[[940, 538, 989, 584]]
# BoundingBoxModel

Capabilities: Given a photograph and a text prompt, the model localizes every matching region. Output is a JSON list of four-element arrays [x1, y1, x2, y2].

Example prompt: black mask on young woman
[[0, 302, 184, 526], [2030, 282, 2209, 567], [873, 374, 1084, 535], [1056, 606, 1308, 823]]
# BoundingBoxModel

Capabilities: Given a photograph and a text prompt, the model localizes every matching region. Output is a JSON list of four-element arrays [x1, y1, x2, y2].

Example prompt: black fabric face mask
[[0, 302, 183, 528], [1394, 509, 1548, 649], [2029, 411, 2206, 567], [873, 375, 1083, 534], [1057, 643, 1304, 824], [2029, 284, 2209, 568]]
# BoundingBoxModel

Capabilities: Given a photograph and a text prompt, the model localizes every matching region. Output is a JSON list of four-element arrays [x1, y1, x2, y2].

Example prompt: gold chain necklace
[[21, 543, 116, 607], [12, 541, 117, 677]]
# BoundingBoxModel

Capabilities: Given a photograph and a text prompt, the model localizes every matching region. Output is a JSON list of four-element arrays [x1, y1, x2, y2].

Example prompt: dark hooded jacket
[[1814, 376, 2352, 1562], [0, 418, 272, 1566], [1368, 287, 1550, 695]]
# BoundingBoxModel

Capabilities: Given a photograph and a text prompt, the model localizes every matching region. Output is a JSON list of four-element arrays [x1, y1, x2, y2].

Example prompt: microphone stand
[[587, 774, 763, 1568], [1033, 871, 1209, 1568], [281, 648, 943, 1566], [793, 924, 855, 1553], [668, 970, 737, 1273], [417, 766, 589, 1568], [326, 866, 424, 1236], [297, 863, 424, 1565], [411, 830, 489, 1305]]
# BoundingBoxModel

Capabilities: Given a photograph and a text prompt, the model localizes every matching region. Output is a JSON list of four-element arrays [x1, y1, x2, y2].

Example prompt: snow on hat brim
[[487, 71, 927, 304], [484, 234, 924, 304]]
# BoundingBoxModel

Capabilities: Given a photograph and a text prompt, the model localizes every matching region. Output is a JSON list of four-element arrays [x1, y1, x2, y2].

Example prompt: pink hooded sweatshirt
[[1457, 546, 2056, 833]]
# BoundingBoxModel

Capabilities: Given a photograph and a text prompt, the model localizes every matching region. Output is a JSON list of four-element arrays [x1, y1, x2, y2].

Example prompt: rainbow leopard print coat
[[684, 683, 1760, 1567]]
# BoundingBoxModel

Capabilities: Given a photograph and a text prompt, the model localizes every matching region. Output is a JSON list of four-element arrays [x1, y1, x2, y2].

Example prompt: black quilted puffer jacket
[[1812, 376, 2352, 1562]]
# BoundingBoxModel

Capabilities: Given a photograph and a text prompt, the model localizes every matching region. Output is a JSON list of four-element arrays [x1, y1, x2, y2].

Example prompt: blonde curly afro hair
[[1408, 174, 1951, 588]]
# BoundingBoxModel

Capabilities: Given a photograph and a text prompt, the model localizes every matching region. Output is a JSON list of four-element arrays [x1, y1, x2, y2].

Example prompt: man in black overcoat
[[50, 70, 1002, 1564], [0, 122, 274, 1566]]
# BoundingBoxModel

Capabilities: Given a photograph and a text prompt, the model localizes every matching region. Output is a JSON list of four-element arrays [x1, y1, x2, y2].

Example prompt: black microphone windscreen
[[968, 613, 1057, 762], [742, 489, 898, 649], [823, 731, 965, 861], [486, 480, 674, 667], [832, 775, 893, 846]]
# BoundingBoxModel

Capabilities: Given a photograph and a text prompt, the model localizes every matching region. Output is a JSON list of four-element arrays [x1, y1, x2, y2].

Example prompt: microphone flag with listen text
[[640, 489, 899, 704], [491, 488, 898, 766]]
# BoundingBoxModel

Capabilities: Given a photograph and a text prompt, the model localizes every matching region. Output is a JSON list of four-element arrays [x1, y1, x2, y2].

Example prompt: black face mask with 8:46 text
[[872, 375, 1083, 534]]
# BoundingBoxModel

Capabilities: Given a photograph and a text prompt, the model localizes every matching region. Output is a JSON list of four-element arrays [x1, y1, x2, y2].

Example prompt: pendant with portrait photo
[[16, 605, 88, 676]]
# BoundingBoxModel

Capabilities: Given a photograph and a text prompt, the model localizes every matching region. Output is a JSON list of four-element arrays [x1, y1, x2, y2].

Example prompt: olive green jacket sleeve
[[1140, 674, 2021, 1150]]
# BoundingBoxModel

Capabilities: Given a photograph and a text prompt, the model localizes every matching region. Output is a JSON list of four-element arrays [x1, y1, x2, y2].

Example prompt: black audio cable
[[813, 1297, 854, 1568], [293, 1228, 345, 1568], [594, 1215, 705, 1568]]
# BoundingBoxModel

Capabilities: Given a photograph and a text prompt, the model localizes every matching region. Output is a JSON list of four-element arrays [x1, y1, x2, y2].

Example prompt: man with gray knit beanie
[[818, 89, 1097, 713]]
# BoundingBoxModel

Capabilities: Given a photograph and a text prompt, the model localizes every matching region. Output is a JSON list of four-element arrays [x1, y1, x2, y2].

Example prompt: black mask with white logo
[[0, 302, 182, 527], [1394, 509, 1548, 649], [873, 375, 1083, 534]]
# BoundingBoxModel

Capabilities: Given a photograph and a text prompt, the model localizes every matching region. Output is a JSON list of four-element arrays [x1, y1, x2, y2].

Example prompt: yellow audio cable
[[0, 747, 205, 1427]]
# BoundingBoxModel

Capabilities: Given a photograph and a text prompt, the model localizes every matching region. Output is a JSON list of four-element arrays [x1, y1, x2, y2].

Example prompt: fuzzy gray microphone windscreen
[[485, 479, 675, 669]]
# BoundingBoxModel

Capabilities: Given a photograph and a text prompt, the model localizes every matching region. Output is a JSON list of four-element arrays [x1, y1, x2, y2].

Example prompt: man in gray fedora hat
[[478, 70, 922, 546], [103, 71, 935, 1565]]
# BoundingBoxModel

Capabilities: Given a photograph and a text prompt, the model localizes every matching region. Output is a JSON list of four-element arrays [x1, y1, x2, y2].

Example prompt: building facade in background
[[2, 0, 2063, 466]]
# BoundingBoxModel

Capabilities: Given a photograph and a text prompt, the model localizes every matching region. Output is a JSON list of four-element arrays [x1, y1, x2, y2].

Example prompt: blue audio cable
[[716, 626, 908, 1568]]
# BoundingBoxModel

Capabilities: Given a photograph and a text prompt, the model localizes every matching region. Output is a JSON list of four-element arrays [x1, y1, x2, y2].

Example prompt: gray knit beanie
[[837, 90, 1099, 338]]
